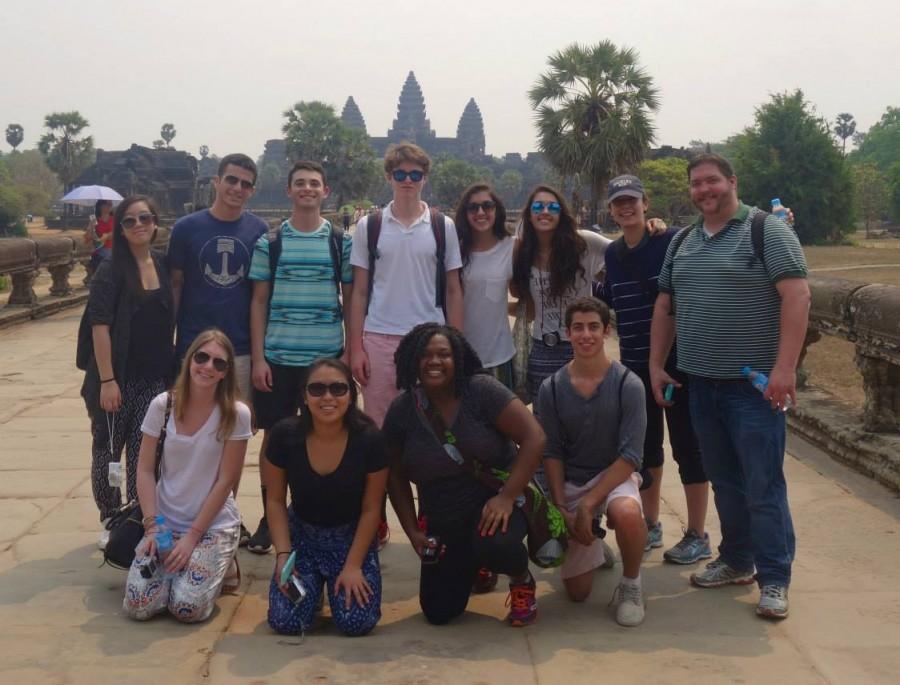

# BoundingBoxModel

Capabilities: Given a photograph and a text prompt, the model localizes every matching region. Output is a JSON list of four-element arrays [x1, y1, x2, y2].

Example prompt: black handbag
[[102, 392, 171, 569]]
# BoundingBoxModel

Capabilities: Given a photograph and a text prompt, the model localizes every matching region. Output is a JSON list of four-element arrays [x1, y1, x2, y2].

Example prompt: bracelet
[[100, 378, 116, 384], [189, 526, 204, 536], [141, 515, 156, 526]]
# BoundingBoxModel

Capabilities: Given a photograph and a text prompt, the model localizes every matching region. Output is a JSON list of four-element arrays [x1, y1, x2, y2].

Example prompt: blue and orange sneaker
[[505, 574, 537, 627]]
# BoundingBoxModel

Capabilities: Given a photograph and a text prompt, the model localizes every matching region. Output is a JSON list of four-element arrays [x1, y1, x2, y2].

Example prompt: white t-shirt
[[141, 393, 252, 533], [530, 230, 611, 341], [349, 202, 463, 335], [462, 237, 515, 367]]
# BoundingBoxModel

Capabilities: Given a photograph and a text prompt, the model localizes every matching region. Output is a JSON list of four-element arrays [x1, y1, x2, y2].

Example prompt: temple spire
[[456, 98, 485, 159], [340, 96, 367, 133], [387, 71, 435, 142]]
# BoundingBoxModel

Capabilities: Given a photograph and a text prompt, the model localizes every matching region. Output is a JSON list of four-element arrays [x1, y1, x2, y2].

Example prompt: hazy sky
[[3, 0, 898, 161]]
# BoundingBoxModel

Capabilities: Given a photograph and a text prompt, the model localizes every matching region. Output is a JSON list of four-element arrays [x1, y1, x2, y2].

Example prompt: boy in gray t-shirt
[[535, 297, 648, 627]]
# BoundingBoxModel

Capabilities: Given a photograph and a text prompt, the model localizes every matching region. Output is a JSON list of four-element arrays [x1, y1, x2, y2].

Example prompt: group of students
[[79, 141, 807, 633]]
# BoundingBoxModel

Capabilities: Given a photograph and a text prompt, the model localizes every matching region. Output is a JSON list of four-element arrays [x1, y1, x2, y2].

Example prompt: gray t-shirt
[[382, 374, 517, 525], [535, 361, 646, 485]]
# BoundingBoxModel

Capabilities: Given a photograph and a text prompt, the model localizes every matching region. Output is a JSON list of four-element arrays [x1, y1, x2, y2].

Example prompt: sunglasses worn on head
[[222, 175, 255, 190], [531, 201, 562, 215], [121, 212, 155, 230], [465, 200, 496, 214], [306, 381, 350, 397], [192, 350, 229, 372], [391, 169, 425, 182]]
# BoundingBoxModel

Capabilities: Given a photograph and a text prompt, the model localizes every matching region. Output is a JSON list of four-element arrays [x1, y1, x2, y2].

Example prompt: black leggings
[[420, 507, 529, 625]]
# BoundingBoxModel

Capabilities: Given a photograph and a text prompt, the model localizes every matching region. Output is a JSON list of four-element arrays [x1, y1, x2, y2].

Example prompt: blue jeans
[[688, 377, 795, 586]]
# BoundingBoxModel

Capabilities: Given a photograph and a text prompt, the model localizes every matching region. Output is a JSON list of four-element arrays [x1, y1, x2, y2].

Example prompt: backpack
[[365, 208, 448, 318], [266, 221, 345, 314]]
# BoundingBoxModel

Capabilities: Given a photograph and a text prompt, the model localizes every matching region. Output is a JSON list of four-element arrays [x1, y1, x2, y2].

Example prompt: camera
[[421, 536, 441, 564], [542, 331, 561, 347], [138, 555, 157, 579], [284, 575, 308, 605]]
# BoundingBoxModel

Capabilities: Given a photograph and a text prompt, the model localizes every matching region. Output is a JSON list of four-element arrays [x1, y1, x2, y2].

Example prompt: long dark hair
[[394, 323, 484, 397], [111, 195, 159, 296], [299, 358, 375, 435], [511, 185, 586, 299], [454, 183, 508, 269]]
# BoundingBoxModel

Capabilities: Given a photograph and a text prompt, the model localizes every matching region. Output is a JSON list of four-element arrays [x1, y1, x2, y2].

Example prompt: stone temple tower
[[456, 98, 486, 159], [387, 71, 435, 143], [340, 96, 367, 133]]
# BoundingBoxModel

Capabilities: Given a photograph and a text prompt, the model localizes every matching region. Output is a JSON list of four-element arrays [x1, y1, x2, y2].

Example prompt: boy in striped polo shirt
[[649, 154, 810, 619], [247, 160, 353, 553]]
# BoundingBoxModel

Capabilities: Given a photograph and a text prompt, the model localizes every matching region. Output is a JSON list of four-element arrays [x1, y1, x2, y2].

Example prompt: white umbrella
[[60, 185, 124, 207]]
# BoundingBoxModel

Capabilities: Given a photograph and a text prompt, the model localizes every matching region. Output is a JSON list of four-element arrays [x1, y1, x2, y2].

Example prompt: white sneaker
[[756, 584, 789, 619], [609, 581, 645, 627]]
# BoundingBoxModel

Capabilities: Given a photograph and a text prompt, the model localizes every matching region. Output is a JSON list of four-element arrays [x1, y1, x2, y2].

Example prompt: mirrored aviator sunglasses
[[306, 382, 350, 398], [192, 350, 229, 372], [531, 200, 562, 215]]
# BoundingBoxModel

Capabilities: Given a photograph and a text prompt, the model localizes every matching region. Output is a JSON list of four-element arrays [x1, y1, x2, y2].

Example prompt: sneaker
[[644, 520, 663, 552], [690, 558, 755, 588], [238, 522, 251, 547], [599, 539, 616, 569], [663, 529, 713, 565], [472, 567, 499, 594], [505, 575, 538, 627], [609, 581, 645, 627], [247, 517, 272, 554], [376, 520, 390, 551], [756, 584, 789, 619]]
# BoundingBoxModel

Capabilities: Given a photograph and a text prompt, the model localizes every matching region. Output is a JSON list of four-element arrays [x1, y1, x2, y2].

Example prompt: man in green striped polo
[[649, 153, 810, 619]]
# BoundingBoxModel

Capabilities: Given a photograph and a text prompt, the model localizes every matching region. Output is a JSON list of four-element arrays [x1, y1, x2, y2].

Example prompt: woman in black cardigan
[[81, 195, 174, 548]]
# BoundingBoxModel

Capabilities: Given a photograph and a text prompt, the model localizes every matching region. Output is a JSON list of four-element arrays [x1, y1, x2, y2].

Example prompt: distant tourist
[[650, 153, 810, 619], [248, 160, 352, 555], [78, 196, 174, 549], [123, 329, 251, 623], [85, 199, 115, 273], [264, 359, 386, 637], [536, 297, 649, 627], [168, 152, 268, 549], [342, 207, 351, 231]]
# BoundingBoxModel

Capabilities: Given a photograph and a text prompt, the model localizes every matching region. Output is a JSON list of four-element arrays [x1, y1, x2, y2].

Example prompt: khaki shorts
[[559, 469, 643, 580]]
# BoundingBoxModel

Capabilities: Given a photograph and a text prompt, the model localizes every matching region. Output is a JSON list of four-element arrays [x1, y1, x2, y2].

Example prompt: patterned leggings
[[268, 510, 382, 637], [123, 526, 239, 623], [87, 377, 166, 522]]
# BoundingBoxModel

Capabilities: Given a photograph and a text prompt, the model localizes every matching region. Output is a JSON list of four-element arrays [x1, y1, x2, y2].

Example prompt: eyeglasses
[[465, 200, 496, 214], [192, 350, 229, 372], [121, 212, 155, 230], [391, 169, 425, 183], [222, 175, 255, 190], [306, 381, 350, 397], [531, 201, 561, 215]]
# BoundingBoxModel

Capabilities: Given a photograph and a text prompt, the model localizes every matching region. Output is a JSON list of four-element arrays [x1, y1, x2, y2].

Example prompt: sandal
[[222, 556, 241, 595]]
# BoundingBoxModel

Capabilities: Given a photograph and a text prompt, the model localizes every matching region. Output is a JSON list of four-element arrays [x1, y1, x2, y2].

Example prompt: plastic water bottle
[[155, 515, 174, 555], [741, 366, 792, 411], [770, 198, 791, 226]]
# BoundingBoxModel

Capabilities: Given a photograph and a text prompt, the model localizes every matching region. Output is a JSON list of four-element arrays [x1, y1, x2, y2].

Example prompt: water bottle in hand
[[741, 366, 792, 411], [155, 515, 174, 555], [770, 198, 792, 226]]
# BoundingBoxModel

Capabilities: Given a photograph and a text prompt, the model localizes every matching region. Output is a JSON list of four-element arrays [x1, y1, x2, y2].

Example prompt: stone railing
[[0, 228, 171, 311]]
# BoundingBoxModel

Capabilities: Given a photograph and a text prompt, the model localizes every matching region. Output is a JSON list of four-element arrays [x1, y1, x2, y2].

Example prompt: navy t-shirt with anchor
[[168, 209, 267, 358]]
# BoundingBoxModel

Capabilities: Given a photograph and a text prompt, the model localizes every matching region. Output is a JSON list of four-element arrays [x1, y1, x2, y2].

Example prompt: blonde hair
[[383, 141, 431, 174], [173, 328, 239, 441]]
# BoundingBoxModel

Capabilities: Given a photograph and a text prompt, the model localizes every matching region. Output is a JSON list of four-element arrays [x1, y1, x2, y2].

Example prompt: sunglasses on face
[[121, 212, 155, 230], [306, 381, 350, 397], [192, 350, 229, 372], [531, 201, 562, 215], [222, 175, 255, 190], [391, 169, 425, 183], [465, 200, 496, 214]]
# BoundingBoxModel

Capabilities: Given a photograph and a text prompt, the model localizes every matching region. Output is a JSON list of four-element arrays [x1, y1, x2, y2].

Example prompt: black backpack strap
[[365, 211, 383, 315], [266, 223, 282, 307], [328, 223, 345, 315], [154, 391, 173, 481], [431, 208, 448, 317], [749, 210, 768, 269]]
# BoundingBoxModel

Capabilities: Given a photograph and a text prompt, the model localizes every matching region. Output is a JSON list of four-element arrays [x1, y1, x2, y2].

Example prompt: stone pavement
[[1, 307, 899, 685]]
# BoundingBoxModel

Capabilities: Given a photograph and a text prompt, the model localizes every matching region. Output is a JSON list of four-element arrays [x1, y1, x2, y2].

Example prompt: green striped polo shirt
[[657, 203, 807, 379], [249, 220, 353, 366]]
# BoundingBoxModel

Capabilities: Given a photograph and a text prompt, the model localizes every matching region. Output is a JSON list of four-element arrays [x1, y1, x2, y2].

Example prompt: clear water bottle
[[154, 515, 174, 555], [770, 198, 792, 226], [741, 366, 792, 411]]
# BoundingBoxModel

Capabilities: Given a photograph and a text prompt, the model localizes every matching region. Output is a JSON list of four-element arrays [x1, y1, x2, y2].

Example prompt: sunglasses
[[192, 350, 229, 372], [121, 212, 155, 230], [222, 175, 255, 190], [465, 200, 496, 214], [391, 169, 425, 183], [531, 201, 562, 215], [306, 381, 350, 397]]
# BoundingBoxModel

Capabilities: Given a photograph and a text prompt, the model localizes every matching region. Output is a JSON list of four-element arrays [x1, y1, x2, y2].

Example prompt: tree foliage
[[851, 163, 888, 236], [5, 123, 24, 151], [529, 41, 659, 218], [730, 90, 853, 243], [199, 145, 209, 159], [3, 149, 62, 215], [0, 159, 26, 235], [37, 111, 94, 191], [498, 169, 524, 206], [833, 112, 856, 156], [160, 123, 176, 148], [851, 106, 900, 172], [152, 139, 166, 150], [637, 157, 693, 224], [888, 161, 900, 223], [429, 156, 486, 207]]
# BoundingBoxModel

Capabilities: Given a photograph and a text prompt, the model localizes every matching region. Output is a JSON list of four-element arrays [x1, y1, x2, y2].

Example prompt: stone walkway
[[1, 307, 899, 684]]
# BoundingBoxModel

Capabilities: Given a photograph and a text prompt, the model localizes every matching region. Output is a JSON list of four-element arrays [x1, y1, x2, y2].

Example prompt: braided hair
[[393, 323, 484, 396]]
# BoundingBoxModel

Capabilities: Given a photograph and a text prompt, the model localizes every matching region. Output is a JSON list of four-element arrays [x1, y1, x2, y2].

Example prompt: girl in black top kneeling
[[263, 358, 387, 636]]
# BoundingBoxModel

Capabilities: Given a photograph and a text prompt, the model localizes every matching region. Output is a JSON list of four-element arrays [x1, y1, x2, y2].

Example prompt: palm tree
[[6, 123, 24, 151], [160, 123, 176, 148], [834, 112, 856, 156], [530, 41, 659, 222], [38, 111, 94, 227]]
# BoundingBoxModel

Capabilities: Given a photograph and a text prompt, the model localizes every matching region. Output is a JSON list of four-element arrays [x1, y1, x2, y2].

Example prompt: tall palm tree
[[530, 41, 659, 222], [5, 123, 24, 151], [833, 112, 856, 156], [160, 123, 177, 148], [37, 111, 94, 227]]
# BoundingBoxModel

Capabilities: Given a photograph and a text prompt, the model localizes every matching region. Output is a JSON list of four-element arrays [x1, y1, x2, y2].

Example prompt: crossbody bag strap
[[154, 391, 172, 481]]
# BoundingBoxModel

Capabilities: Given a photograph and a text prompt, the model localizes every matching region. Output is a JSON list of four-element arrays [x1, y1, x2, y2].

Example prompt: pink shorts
[[361, 332, 404, 427], [559, 469, 643, 580]]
